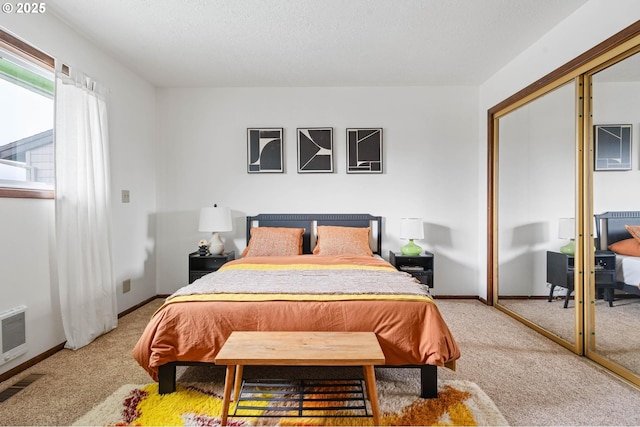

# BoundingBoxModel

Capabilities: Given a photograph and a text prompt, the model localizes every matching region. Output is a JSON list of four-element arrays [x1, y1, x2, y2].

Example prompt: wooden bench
[[214, 331, 386, 426]]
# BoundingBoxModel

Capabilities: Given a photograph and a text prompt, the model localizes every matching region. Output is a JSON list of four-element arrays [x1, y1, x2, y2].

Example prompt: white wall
[[0, 13, 157, 376], [156, 86, 479, 296], [477, 0, 640, 299]]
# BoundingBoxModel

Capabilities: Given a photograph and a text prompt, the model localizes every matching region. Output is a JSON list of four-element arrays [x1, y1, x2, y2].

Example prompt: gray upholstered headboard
[[595, 211, 640, 249], [245, 213, 382, 255]]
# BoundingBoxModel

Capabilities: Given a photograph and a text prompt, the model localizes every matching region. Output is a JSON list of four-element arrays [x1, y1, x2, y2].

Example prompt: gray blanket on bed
[[170, 267, 428, 298]]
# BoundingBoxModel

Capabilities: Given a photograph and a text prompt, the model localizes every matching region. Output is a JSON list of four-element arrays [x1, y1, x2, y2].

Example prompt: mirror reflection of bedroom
[[496, 81, 577, 347], [591, 51, 640, 377], [492, 35, 640, 387]]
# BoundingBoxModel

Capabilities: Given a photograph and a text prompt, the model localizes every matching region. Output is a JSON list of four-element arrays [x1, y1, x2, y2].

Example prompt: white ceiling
[[47, 0, 589, 88]]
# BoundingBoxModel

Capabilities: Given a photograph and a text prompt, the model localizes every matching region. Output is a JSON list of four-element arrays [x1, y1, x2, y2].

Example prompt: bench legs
[[221, 364, 381, 427], [233, 365, 244, 401], [220, 365, 236, 426], [363, 365, 381, 425]]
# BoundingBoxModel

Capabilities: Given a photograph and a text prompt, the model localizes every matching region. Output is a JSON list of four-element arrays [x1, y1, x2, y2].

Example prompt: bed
[[595, 211, 640, 303], [133, 213, 460, 398]]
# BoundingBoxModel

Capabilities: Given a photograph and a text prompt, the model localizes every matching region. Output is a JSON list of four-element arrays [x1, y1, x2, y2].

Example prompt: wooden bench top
[[214, 331, 385, 366]]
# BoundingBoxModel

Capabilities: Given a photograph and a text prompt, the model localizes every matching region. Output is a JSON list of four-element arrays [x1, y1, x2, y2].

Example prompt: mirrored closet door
[[489, 21, 640, 388], [588, 48, 640, 382], [495, 81, 580, 351]]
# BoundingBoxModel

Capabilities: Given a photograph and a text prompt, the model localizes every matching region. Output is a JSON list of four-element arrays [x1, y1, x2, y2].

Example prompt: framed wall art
[[247, 128, 284, 173], [594, 124, 632, 171], [346, 128, 383, 173], [297, 127, 333, 173]]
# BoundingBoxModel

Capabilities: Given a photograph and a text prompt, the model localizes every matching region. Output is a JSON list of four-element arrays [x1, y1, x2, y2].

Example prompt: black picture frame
[[346, 128, 383, 173], [247, 128, 284, 173], [297, 127, 334, 173], [594, 124, 632, 171]]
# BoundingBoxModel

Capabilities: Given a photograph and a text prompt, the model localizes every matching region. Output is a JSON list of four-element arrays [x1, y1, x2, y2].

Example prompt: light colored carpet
[[2, 298, 640, 426], [72, 376, 507, 426], [499, 296, 640, 374]]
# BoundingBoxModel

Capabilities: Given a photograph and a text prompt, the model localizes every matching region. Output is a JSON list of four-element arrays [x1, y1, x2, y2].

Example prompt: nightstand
[[546, 250, 616, 308], [389, 251, 434, 288], [189, 251, 235, 283]]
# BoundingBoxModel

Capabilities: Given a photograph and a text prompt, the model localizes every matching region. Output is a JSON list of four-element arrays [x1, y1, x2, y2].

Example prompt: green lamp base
[[560, 239, 575, 255], [401, 239, 422, 256]]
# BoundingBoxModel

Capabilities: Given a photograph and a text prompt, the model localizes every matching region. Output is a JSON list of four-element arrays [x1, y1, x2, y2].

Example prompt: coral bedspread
[[133, 255, 460, 381]]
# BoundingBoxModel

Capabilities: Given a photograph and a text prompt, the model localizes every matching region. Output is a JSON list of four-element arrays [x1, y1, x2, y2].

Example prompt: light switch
[[122, 190, 130, 203]]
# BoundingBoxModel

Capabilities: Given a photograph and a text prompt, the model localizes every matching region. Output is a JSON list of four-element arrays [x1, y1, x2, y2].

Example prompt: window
[[0, 29, 54, 199]]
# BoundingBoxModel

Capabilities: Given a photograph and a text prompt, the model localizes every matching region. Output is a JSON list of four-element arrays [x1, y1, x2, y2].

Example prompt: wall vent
[[0, 305, 27, 365]]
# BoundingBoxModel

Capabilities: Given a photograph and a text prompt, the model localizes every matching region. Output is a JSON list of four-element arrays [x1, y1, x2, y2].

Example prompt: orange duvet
[[133, 255, 460, 381]]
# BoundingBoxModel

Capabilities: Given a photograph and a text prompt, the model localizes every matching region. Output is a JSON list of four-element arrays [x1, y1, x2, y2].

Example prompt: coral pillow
[[313, 226, 373, 256], [242, 227, 304, 257], [608, 238, 640, 257], [626, 224, 640, 242]]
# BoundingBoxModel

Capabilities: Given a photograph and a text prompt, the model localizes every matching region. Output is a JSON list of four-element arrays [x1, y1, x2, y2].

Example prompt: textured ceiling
[[46, 0, 588, 88]]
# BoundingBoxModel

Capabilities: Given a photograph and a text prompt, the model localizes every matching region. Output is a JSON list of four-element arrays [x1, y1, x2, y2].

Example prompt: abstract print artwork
[[247, 128, 284, 173], [594, 124, 632, 171], [346, 128, 383, 173], [297, 128, 333, 173]]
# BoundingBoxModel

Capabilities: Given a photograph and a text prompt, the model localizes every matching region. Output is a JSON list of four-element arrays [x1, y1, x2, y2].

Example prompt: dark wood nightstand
[[389, 251, 434, 288], [546, 250, 616, 308], [189, 251, 235, 283]]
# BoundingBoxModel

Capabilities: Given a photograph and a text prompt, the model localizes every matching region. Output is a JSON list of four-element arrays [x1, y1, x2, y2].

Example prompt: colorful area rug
[[73, 376, 507, 426]]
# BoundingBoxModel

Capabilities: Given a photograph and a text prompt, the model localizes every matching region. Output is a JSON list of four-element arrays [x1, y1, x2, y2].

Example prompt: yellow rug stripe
[[133, 383, 269, 425]]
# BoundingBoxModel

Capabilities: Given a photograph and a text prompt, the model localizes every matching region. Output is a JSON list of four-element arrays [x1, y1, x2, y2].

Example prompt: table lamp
[[400, 217, 424, 256], [558, 217, 575, 255], [199, 204, 232, 255]]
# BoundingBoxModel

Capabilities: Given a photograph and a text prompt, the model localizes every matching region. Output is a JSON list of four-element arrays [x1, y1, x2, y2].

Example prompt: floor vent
[[0, 373, 44, 402]]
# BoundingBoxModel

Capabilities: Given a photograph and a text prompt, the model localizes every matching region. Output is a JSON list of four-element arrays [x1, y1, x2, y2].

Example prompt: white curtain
[[55, 70, 117, 350]]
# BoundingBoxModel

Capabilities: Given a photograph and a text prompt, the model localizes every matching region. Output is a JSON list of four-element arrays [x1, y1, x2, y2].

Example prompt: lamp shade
[[400, 218, 424, 240], [558, 217, 575, 240], [199, 206, 232, 232]]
